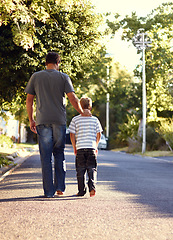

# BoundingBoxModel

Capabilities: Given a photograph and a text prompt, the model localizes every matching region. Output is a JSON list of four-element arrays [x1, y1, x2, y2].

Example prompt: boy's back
[[69, 115, 102, 150]]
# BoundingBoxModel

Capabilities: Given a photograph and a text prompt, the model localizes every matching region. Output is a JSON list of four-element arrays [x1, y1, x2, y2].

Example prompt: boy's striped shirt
[[69, 115, 103, 150]]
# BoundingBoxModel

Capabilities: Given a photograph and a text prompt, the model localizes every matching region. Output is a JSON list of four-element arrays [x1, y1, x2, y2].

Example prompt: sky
[[91, 0, 172, 73]]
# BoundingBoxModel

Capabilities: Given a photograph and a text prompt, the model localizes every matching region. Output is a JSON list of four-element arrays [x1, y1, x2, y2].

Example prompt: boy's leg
[[76, 150, 87, 196], [86, 149, 97, 194], [76, 168, 87, 196], [87, 167, 97, 192]]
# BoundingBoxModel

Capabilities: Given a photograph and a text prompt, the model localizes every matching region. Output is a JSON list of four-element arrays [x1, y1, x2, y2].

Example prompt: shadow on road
[[0, 195, 88, 203], [1, 147, 173, 218], [97, 151, 173, 218]]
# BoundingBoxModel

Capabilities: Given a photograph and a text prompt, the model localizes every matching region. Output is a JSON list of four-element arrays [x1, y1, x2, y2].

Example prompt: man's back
[[25, 69, 74, 125]]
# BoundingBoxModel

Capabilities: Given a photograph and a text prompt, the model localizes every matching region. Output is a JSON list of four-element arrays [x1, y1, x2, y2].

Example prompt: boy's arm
[[70, 133, 77, 155], [96, 132, 101, 148]]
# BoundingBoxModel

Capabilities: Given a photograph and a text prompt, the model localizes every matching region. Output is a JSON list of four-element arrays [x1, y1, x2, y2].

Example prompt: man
[[25, 52, 90, 198]]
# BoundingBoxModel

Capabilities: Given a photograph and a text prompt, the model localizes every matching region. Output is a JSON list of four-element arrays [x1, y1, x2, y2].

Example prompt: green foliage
[[0, 154, 13, 168], [0, 134, 13, 148], [116, 116, 165, 152], [146, 126, 165, 151], [157, 118, 173, 150], [0, 22, 41, 105], [106, 2, 173, 123], [127, 125, 165, 153], [0, 0, 50, 50], [117, 114, 140, 143], [0, 0, 105, 107]]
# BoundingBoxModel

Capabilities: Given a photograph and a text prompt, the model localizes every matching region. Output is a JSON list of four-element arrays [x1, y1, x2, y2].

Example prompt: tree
[[0, 0, 104, 106], [87, 61, 141, 139], [0, 0, 108, 144], [0, 0, 49, 50], [106, 2, 173, 122]]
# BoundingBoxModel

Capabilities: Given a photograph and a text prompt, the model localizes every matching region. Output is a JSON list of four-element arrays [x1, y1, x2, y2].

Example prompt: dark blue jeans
[[76, 148, 97, 195], [36, 124, 66, 197]]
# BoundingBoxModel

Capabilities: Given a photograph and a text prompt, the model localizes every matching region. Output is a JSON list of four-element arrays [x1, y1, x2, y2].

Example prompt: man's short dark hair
[[46, 52, 61, 65]]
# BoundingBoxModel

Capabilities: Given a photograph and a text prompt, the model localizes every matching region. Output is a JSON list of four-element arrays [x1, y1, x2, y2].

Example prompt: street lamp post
[[132, 29, 152, 153], [106, 65, 110, 138]]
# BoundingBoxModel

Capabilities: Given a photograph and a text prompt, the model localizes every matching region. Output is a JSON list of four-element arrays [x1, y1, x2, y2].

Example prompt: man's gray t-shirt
[[25, 69, 74, 126]]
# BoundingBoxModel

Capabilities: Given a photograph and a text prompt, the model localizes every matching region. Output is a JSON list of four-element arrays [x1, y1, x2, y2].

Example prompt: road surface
[[0, 145, 173, 240]]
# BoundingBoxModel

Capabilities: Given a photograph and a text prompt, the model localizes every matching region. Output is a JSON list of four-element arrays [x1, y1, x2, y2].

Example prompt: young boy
[[69, 97, 103, 197]]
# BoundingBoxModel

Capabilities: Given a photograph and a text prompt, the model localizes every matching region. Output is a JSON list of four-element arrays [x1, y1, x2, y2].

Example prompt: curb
[[0, 152, 37, 182], [117, 150, 173, 163]]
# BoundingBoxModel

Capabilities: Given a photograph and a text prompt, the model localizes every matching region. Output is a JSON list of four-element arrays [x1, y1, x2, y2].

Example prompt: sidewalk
[[0, 145, 39, 182]]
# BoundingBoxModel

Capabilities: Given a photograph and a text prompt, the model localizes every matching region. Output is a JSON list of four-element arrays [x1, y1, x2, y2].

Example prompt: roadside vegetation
[[0, 135, 37, 167], [0, 1, 173, 155]]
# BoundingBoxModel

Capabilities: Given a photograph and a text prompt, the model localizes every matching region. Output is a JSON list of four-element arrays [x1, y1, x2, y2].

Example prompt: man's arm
[[67, 92, 91, 116], [67, 92, 83, 114], [26, 94, 37, 134], [70, 133, 77, 155]]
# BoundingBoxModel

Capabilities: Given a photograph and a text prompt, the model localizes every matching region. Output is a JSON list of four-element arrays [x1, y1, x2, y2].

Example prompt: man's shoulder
[[54, 71, 69, 79], [31, 70, 45, 77]]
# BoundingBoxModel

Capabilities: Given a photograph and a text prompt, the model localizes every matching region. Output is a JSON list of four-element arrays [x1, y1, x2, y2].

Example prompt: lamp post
[[132, 28, 152, 153], [106, 65, 110, 138]]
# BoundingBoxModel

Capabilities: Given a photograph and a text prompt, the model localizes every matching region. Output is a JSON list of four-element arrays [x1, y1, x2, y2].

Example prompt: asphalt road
[[0, 145, 173, 240]]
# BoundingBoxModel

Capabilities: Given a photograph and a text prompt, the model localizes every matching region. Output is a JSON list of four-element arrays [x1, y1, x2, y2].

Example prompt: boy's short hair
[[80, 97, 92, 110], [46, 52, 61, 65]]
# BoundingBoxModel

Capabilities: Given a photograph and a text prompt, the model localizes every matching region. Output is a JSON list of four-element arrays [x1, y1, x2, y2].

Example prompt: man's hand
[[30, 119, 37, 134]]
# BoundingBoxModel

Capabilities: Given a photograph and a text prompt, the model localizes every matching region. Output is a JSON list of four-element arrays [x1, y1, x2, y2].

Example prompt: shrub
[[146, 126, 165, 151], [0, 134, 13, 148], [0, 154, 13, 168], [117, 114, 140, 143], [109, 132, 128, 149], [127, 125, 165, 153], [157, 118, 173, 150], [127, 136, 142, 153]]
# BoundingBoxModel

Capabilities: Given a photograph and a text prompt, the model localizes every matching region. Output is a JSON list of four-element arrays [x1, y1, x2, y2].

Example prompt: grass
[[112, 147, 173, 157], [0, 143, 38, 154], [112, 147, 128, 152], [0, 143, 38, 168], [15, 143, 38, 150], [0, 153, 14, 167], [138, 151, 173, 157]]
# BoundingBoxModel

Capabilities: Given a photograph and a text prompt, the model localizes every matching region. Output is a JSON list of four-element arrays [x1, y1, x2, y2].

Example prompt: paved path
[[0, 145, 173, 240]]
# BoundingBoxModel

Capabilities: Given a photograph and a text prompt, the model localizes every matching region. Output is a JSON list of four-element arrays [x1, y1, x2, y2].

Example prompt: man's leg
[[36, 124, 54, 197], [52, 124, 66, 193]]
